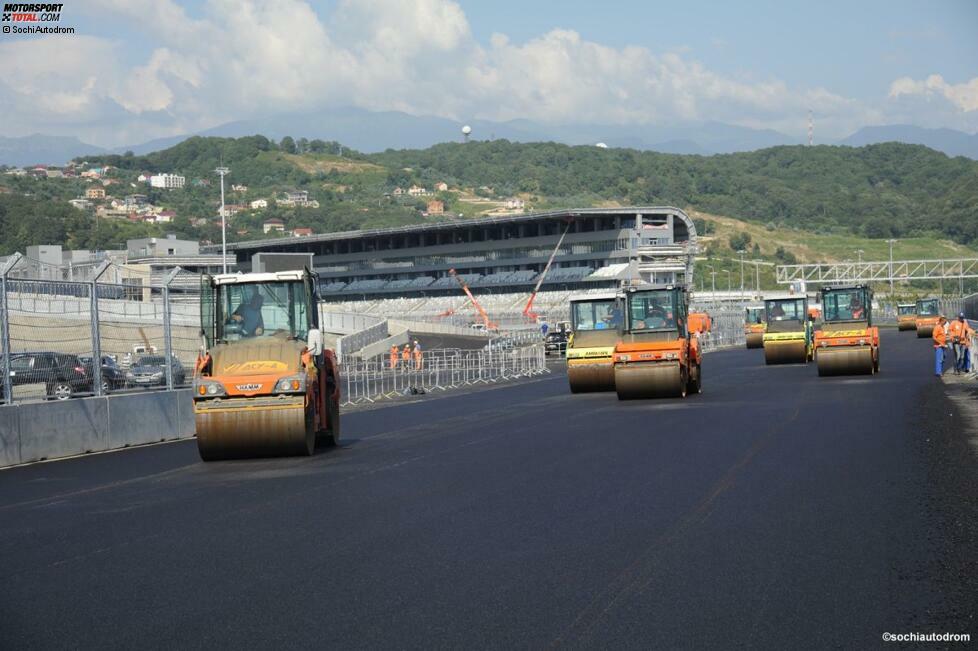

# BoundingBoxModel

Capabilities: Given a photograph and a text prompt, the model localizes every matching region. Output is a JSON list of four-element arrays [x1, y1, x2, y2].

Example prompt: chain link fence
[[0, 254, 200, 404]]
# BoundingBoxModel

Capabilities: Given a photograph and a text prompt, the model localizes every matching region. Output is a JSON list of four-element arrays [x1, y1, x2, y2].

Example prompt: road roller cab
[[193, 270, 341, 460], [762, 295, 812, 364], [814, 285, 879, 376], [915, 298, 940, 338], [566, 292, 623, 393], [612, 285, 701, 399], [744, 305, 766, 349], [897, 303, 917, 331]]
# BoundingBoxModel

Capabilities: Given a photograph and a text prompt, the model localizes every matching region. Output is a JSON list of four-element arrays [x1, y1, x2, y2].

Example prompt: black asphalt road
[[1, 330, 975, 649]]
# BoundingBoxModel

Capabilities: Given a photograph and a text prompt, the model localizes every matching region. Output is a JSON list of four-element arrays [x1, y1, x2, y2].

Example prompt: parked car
[[8, 352, 92, 400], [79, 355, 126, 393], [125, 355, 186, 387], [544, 331, 569, 355]]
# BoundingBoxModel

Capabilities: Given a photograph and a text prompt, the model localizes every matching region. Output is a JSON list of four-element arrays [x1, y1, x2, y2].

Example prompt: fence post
[[89, 261, 112, 396], [1, 253, 23, 405], [162, 267, 181, 391]]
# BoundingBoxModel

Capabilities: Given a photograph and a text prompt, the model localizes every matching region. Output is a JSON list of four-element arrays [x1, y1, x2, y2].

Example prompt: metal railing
[[340, 345, 548, 407]]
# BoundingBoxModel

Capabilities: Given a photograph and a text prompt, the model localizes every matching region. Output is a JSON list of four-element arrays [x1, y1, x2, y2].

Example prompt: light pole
[[738, 249, 745, 294], [855, 249, 864, 264], [215, 165, 230, 273], [707, 266, 716, 296], [726, 269, 731, 292], [753, 260, 761, 292], [886, 239, 897, 294]]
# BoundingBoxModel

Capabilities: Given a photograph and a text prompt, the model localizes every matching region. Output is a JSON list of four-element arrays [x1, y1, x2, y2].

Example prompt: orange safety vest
[[948, 320, 967, 341], [402, 347, 411, 361], [933, 325, 947, 347]]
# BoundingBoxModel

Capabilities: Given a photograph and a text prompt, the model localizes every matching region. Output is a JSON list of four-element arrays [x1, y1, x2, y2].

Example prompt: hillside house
[[263, 218, 286, 234]]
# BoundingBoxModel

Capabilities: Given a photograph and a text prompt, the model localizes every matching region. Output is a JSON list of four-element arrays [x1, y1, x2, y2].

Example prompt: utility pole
[[886, 239, 897, 294], [754, 260, 761, 292], [708, 266, 716, 296], [738, 249, 745, 294], [215, 165, 230, 273], [855, 249, 864, 264], [726, 269, 731, 292]]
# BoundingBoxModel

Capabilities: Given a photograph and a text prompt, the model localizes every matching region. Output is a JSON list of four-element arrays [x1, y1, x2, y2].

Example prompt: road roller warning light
[[914, 298, 940, 338], [814, 285, 879, 376], [193, 269, 341, 461], [744, 305, 765, 349], [612, 285, 702, 400], [566, 292, 623, 393], [762, 295, 813, 365], [897, 303, 917, 331]]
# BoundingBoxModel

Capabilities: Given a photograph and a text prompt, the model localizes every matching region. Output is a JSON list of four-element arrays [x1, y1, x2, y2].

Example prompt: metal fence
[[340, 345, 549, 407], [0, 255, 201, 404]]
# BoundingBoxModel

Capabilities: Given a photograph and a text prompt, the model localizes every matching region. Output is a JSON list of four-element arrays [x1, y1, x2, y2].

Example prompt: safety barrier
[[340, 345, 548, 406], [0, 389, 195, 468]]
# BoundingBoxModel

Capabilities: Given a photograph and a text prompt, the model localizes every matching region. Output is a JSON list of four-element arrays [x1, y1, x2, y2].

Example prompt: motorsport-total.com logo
[[2, 3, 73, 34]]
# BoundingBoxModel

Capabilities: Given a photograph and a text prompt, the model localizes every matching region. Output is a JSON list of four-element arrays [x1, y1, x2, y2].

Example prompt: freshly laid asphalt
[[1, 329, 975, 649]]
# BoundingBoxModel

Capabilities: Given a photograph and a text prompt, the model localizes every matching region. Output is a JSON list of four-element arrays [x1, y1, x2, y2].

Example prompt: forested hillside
[[371, 141, 978, 244]]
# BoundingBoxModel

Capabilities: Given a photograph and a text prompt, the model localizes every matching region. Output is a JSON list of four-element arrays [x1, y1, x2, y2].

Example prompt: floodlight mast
[[216, 166, 230, 273]]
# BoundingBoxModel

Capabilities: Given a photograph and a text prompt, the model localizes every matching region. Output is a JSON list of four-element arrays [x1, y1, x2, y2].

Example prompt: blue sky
[[1, 0, 975, 146]]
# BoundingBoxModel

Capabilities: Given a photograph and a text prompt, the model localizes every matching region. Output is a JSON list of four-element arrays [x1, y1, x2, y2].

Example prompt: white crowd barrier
[[339, 345, 549, 407]]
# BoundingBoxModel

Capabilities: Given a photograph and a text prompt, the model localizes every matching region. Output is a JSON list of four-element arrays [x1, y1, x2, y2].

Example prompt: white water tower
[[462, 125, 472, 143]]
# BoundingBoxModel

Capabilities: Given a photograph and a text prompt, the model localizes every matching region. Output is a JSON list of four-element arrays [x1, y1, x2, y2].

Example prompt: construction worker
[[948, 313, 972, 373], [389, 344, 398, 370], [401, 344, 411, 370], [933, 315, 949, 376], [413, 340, 423, 370]]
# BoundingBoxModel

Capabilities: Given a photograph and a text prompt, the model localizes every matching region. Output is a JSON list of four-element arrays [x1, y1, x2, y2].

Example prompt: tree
[[729, 232, 752, 251], [280, 136, 297, 154], [297, 138, 309, 154], [309, 139, 327, 153]]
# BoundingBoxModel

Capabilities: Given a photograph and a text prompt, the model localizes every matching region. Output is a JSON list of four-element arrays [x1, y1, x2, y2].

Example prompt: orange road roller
[[896, 303, 916, 331], [613, 285, 701, 399], [193, 269, 340, 461], [566, 292, 624, 393], [915, 297, 940, 338], [814, 285, 879, 376], [744, 305, 766, 349]]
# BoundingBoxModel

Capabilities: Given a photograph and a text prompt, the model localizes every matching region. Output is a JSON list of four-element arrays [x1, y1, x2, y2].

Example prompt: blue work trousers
[[935, 346, 947, 375]]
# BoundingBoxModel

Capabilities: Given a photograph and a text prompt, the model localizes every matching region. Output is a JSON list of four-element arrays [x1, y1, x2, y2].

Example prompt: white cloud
[[889, 74, 978, 112], [0, 0, 970, 146]]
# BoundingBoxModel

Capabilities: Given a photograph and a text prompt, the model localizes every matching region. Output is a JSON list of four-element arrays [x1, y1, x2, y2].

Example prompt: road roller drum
[[615, 362, 686, 400], [917, 326, 934, 338], [568, 362, 615, 393], [816, 346, 875, 376], [763, 339, 808, 364], [196, 397, 313, 460], [746, 332, 764, 348]]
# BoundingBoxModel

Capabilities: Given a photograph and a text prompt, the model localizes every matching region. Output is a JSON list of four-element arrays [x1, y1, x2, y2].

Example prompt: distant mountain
[[112, 107, 799, 157], [0, 134, 106, 167], [840, 125, 978, 159]]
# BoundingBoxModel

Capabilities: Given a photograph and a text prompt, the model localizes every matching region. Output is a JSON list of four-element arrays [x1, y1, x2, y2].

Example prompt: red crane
[[448, 268, 498, 330], [523, 221, 572, 322]]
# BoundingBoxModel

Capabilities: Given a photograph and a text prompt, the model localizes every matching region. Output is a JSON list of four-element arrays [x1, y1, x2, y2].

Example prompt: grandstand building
[[218, 207, 696, 301]]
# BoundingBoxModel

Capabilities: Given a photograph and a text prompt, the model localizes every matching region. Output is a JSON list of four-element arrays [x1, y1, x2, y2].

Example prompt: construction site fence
[[0, 262, 202, 405], [340, 345, 548, 407]]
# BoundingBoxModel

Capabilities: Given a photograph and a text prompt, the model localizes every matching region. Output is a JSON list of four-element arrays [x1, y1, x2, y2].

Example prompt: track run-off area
[[1, 329, 975, 648]]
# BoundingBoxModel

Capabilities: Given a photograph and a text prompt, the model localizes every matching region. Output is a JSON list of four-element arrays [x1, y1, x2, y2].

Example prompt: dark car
[[8, 352, 92, 400], [544, 331, 569, 355], [126, 355, 186, 388], [79, 355, 126, 393]]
